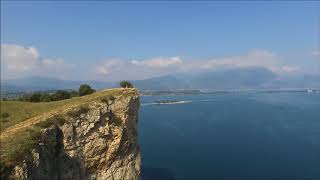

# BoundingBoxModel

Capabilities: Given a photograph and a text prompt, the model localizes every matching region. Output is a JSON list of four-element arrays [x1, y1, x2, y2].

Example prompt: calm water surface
[[138, 92, 320, 180]]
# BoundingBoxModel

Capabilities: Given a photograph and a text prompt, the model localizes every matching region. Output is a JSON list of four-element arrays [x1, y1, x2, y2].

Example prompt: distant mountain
[[1, 77, 117, 92], [134, 67, 277, 90], [264, 74, 320, 89], [2, 67, 319, 93]]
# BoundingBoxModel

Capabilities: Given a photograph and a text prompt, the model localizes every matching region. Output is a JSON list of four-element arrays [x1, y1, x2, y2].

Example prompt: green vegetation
[[66, 105, 90, 118], [70, 90, 79, 98], [18, 84, 95, 103], [1, 112, 10, 123], [1, 112, 10, 119], [29, 93, 42, 102], [0, 100, 66, 130], [79, 84, 96, 96], [100, 94, 116, 104], [0, 88, 132, 131], [0, 88, 136, 175], [0, 88, 137, 178], [35, 115, 66, 128], [0, 127, 42, 178], [40, 93, 52, 102], [51, 90, 71, 101], [120, 81, 134, 88]]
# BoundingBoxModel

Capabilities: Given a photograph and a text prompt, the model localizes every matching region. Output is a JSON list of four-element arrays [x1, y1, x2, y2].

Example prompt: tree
[[79, 84, 95, 96], [51, 90, 71, 101], [1, 112, 10, 119], [120, 81, 133, 88], [70, 90, 79, 98], [29, 93, 42, 102], [40, 93, 52, 102]]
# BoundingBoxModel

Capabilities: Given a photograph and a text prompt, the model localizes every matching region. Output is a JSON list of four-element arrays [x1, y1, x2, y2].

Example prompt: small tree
[[79, 84, 95, 96], [40, 93, 52, 102], [51, 90, 71, 101], [120, 81, 133, 88], [1, 112, 10, 119], [29, 93, 42, 102], [70, 90, 79, 98]]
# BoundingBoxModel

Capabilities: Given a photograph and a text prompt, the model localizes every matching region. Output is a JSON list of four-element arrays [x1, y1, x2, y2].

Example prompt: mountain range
[[1, 67, 319, 92]]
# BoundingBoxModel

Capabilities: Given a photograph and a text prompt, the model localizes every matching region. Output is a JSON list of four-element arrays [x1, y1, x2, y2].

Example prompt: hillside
[[0, 88, 133, 132], [134, 67, 277, 90], [0, 88, 141, 179]]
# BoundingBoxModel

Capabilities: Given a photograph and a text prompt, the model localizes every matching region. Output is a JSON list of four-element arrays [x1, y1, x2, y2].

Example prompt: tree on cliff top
[[79, 84, 96, 96], [120, 81, 133, 88]]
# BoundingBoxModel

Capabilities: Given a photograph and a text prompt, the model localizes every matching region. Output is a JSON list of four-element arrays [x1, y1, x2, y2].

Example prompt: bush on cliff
[[120, 81, 133, 88], [79, 84, 96, 96]]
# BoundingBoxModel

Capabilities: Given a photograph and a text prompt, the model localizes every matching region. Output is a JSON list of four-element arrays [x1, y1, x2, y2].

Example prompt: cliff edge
[[1, 89, 141, 180]]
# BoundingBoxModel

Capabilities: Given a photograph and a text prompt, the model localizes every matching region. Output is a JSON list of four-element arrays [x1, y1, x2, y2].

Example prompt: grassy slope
[[0, 88, 134, 131], [0, 88, 136, 167], [1, 101, 69, 131]]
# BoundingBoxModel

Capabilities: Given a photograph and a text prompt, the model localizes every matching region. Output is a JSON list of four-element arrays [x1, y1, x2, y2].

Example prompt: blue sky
[[1, 1, 319, 81]]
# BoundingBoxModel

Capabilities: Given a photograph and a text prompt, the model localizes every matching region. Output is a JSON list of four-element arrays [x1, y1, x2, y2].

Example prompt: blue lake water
[[138, 92, 320, 180]]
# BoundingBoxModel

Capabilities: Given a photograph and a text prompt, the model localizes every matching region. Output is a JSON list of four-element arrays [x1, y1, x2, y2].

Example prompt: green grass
[[35, 115, 66, 128], [0, 88, 136, 131], [0, 127, 42, 179], [0, 88, 137, 177], [1, 100, 68, 130], [66, 105, 90, 118]]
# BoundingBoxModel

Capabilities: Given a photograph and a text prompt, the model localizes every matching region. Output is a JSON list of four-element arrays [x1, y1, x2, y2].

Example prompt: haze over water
[[139, 92, 320, 179]]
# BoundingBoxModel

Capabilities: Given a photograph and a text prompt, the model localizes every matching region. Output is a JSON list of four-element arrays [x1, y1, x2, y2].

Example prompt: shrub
[[1, 112, 10, 119], [51, 90, 71, 101], [40, 93, 52, 102], [70, 90, 79, 98], [35, 115, 66, 128], [0, 161, 13, 179], [120, 81, 133, 88], [79, 84, 95, 96], [100, 95, 115, 104], [19, 95, 28, 101], [67, 105, 90, 118], [29, 93, 42, 102], [5, 127, 42, 166]]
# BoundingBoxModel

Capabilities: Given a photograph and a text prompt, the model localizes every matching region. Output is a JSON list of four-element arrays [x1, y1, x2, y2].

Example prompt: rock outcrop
[[10, 90, 141, 180]]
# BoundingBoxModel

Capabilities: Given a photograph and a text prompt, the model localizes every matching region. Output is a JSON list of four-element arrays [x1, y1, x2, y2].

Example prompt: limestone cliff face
[[11, 91, 141, 180]]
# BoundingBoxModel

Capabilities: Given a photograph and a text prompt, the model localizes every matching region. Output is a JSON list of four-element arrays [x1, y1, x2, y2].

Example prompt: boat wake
[[141, 100, 192, 106]]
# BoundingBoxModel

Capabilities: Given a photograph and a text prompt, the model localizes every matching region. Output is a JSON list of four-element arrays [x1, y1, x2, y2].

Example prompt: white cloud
[[1, 44, 40, 71], [271, 66, 301, 74], [93, 50, 291, 81], [131, 56, 183, 68], [196, 50, 279, 71], [1, 44, 74, 79], [96, 59, 124, 75], [1, 44, 305, 81]]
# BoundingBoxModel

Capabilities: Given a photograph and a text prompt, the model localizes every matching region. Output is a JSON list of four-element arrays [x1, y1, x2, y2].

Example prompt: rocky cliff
[[10, 89, 141, 180]]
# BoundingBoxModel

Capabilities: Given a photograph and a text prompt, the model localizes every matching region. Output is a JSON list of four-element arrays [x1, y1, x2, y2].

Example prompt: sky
[[1, 1, 320, 81]]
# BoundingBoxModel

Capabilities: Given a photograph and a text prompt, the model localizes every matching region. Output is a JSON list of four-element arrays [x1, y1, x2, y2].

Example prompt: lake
[[138, 92, 320, 180]]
